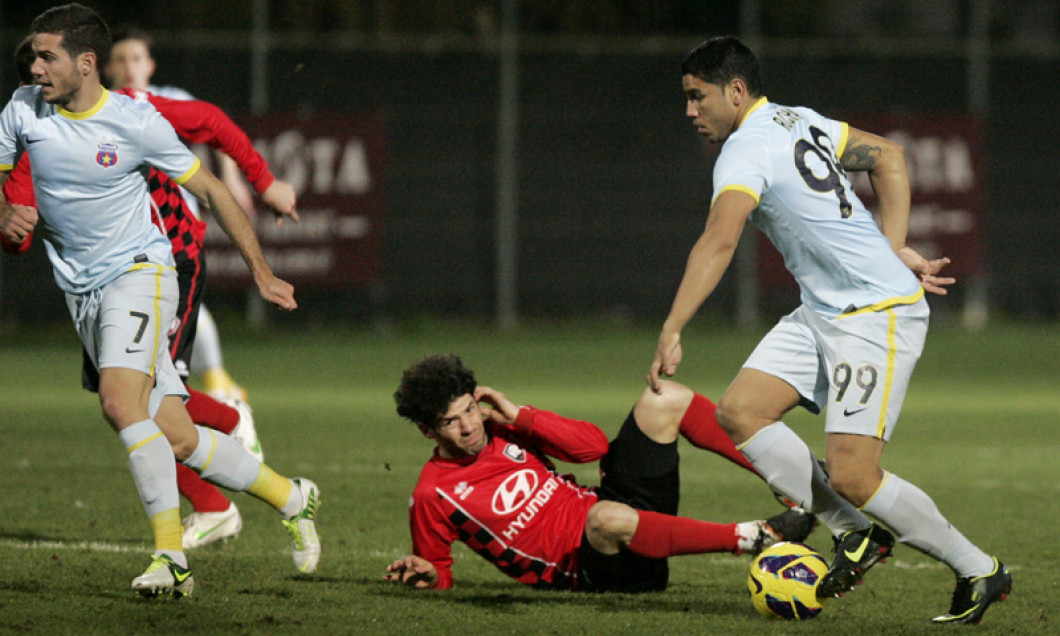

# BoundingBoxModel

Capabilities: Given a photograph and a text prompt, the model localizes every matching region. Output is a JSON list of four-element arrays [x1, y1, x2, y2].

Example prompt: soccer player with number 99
[[646, 36, 1009, 625]]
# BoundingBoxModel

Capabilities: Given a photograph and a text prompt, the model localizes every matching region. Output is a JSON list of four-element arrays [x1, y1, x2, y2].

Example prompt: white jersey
[[713, 98, 921, 316], [0, 86, 201, 294]]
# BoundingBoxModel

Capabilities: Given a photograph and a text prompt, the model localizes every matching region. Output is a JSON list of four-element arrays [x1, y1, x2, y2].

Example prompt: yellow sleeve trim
[[837, 287, 925, 318], [173, 157, 202, 185], [0, 164, 13, 171], [837, 122, 850, 160], [712, 184, 760, 206]]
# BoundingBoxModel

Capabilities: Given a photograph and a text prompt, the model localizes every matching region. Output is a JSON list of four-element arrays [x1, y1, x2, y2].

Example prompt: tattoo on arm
[[840, 138, 882, 171]]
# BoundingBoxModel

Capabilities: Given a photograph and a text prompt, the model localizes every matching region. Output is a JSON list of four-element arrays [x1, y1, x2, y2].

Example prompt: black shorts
[[81, 254, 204, 391], [577, 410, 680, 593]]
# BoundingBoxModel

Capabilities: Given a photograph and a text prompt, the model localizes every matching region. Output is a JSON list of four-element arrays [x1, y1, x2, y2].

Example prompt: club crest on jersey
[[503, 443, 526, 463], [96, 142, 118, 168]]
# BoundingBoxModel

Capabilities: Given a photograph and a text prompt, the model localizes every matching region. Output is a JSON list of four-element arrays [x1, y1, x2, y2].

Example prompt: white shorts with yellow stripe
[[65, 262, 188, 416], [742, 295, 929, 442]]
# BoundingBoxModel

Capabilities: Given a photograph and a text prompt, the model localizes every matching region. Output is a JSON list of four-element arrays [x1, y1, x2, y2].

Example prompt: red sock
[[626, 510, 739, 557], [680, 393, 759, 475], [176, 463, 231, 513], [185, 387, 240, 435]]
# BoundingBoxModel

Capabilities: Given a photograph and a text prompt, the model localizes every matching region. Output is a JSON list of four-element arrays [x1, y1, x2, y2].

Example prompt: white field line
[[0, 538, 148, 554]]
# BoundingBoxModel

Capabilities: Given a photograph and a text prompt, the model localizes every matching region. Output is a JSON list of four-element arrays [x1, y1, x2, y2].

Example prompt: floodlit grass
[[0, 320, 1056, 634]]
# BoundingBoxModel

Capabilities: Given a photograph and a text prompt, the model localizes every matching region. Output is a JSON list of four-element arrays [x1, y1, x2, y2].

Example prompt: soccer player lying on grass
[[384, 354, 815, 592]]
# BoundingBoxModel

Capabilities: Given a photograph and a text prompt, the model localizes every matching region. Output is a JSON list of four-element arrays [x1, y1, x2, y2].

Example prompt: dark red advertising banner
[[198, 112, 386, 290], [759, 112, 984, 286]]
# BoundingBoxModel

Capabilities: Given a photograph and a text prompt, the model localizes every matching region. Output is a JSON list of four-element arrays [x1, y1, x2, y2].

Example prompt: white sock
[[191, 305, 224, 375], [183, 425, 261, 490], [118, 419, 179, 518], [861, 471, 994, 577], [740, 422, 870, 536]]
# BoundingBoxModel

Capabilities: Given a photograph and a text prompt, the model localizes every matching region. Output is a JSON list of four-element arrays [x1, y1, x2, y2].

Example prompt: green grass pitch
[[0, 319, 1056, 635]]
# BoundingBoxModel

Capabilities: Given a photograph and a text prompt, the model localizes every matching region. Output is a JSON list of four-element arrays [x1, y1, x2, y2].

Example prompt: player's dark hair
[[110, 24, 153, 50], [31, 3, 111, 71], [681, 35, 762, 97], [394, 354, 478, 428], [14, 36, 35, 86]]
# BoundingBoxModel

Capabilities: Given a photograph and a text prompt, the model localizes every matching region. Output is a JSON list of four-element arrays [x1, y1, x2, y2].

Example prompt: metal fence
[[2, 17, 1058, 325]]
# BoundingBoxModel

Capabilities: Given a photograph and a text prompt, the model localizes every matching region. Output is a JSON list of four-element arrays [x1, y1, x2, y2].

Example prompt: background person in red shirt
[[384, 354, 814, 592]]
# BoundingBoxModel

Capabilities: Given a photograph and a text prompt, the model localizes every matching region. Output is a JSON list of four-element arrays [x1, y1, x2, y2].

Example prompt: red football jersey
[[409, 406, 609, 590]]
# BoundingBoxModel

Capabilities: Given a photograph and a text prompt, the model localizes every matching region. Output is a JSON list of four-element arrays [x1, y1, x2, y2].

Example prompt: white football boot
[[282, 478, 321, 574], [131, 554, 194, 598], [224, 398, 264, 462], [182, 502, 243, 549]]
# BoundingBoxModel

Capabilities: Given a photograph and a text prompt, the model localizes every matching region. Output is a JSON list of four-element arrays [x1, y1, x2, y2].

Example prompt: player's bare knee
[[97, 392, 138, 430], [168, 436, 197, 461], [586, 501, 636, 544], [715, 394, 751, 437], [634, 380, 692, 432]]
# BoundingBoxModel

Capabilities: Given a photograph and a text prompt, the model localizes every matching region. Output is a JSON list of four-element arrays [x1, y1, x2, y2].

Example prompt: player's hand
[[898, 246, 955, 295], [475, 386, 520, 424], [648, 329, 682, 393], [255, 273, 298, 311], [261, 180, 299, 227], [383, 555, 438, 588], [0, 204, 38, 244]]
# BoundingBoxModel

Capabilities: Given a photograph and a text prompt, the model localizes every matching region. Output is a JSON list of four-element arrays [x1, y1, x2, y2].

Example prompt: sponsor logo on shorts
[[843, 406, 868, 416]]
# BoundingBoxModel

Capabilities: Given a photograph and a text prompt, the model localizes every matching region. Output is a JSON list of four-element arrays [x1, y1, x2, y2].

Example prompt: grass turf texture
[[0, 320, 1056, 635]]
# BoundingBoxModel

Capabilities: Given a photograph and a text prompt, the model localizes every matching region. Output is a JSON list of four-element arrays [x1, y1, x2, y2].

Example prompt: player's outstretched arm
[[383, 555, 439, 589], [649, 189, 755, 392], [182, 167, 297, 310]]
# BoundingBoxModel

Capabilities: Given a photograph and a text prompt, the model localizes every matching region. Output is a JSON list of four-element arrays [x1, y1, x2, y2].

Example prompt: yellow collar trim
[[738, 96, 769, 127], [58, 88, 109, 120]]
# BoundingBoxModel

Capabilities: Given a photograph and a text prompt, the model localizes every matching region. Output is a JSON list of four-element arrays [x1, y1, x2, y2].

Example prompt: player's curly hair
[[681, 35, 762, 97], [31, 3, 111, 70], [394, 354, 477, 429]]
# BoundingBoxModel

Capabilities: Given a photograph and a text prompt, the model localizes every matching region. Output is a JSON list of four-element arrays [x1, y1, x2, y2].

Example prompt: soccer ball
[[747, 541, 828, 620]]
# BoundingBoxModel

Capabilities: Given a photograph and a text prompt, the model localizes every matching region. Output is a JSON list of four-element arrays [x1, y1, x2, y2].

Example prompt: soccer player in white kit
[[0, 3, 320, 598], [647, 36, 1009, 624]]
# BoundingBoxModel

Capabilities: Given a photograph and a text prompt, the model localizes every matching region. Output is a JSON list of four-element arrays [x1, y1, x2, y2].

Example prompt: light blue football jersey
[[0, 86, 201, 294], [713, 98, 921, 316]]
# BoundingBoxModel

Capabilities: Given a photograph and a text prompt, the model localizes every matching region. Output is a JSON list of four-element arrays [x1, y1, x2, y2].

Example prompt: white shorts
[[742, 298, 929, 441], [66, 263, 188, 415]]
